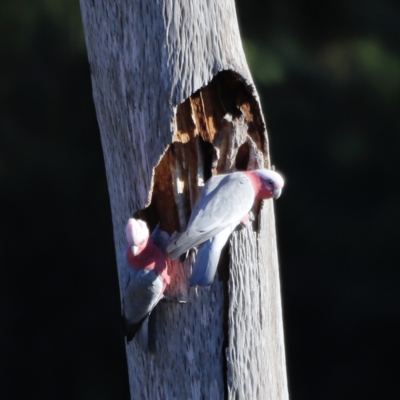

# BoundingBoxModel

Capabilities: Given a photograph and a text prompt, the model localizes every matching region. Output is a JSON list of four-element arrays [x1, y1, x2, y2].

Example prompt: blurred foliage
[[1, 0, 399, 399]]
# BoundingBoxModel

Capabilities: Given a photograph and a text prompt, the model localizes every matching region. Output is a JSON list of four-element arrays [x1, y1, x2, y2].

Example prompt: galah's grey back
[[167, 172, 257, 287], [121, 260, 164, 341], [167, 172, 255, 259]]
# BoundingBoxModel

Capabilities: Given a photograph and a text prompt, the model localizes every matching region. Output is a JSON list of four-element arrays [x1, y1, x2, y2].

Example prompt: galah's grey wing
[[190, 225, 233, 287], [168, 172, 255, 258], [122, 268, 164, 343]]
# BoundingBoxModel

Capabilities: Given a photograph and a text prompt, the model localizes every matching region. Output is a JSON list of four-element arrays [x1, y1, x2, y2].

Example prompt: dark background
[[1, 1, 399, 399]]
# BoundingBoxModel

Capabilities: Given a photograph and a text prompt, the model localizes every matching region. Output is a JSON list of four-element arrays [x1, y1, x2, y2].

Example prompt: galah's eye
[[268, 179, 273, 186]]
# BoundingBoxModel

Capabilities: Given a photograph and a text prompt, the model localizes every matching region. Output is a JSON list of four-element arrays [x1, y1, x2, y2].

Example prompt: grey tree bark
[[80, 1, 288, 399]]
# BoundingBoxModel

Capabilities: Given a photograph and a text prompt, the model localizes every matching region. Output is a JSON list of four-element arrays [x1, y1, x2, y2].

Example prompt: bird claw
[[179, 251, 188, 263], [162, 294, 187, 304], [239, 211, 255, 228], [179, 248, 197, 263]]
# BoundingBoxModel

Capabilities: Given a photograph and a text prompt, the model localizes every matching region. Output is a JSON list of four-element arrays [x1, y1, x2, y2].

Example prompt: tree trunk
[[80, 1, 288, 399]]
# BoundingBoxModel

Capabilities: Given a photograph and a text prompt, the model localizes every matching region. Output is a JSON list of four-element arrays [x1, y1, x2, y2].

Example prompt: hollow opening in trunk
[[135, 70, 269, 236]]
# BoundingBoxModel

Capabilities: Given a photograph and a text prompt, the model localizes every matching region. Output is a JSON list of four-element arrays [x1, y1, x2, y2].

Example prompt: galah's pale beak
[[131, 245, 139, 256], [273, 188, 282, 199]]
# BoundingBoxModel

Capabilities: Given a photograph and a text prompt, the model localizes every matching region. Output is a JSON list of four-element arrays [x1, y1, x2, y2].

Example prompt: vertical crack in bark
[[218, 243, 231, 400]]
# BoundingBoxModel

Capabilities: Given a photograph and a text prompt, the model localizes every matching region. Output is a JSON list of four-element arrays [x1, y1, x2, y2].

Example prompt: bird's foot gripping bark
[[239, 211, 255, 229], [177, 247, 197, 264], [161, 294, 187, 304]]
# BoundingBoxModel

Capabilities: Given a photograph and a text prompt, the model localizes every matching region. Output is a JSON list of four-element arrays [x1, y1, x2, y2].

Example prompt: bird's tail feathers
[[189, 226, 233, 287]]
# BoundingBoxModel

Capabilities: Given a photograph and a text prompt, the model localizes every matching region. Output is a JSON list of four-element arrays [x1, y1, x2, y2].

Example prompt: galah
[[122, 218, 170, 344], [167, 169, 284, 287]]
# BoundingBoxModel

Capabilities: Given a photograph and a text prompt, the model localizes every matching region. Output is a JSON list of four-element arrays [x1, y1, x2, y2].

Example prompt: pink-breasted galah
[[167, 169, 284, 287], [122, 218, 170, 343]]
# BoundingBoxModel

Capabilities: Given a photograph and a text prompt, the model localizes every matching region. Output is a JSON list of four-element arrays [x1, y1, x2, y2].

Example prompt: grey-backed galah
[[167, 169, 284, 287], [122, 218, 170, 343]]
